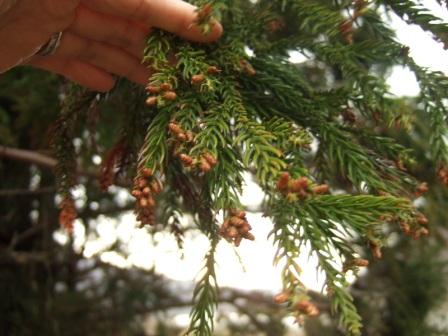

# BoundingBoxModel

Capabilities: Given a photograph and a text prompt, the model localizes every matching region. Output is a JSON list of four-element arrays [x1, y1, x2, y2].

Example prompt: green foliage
[[187, 241, 219, 336], [136, 1, 448, 333], [271, 195, 413, 333], [50, 85, 97, 197], [379, 0, 448, 45], [46, 0, 448, 334], [2, 1, 448, 336]]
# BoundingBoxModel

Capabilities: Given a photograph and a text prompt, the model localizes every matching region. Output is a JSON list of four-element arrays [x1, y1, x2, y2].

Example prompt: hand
[[0, 0, 222, 92]]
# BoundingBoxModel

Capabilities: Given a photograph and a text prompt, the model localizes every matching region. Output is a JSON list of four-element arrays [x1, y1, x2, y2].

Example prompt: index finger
[[82, 0, 223, 43]]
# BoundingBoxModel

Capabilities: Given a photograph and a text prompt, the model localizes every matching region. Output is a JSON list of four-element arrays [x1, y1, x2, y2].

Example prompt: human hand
[[0, 0, 222, 92]]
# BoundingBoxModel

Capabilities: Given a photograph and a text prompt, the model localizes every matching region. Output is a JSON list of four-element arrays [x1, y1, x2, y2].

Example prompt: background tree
[[1, 0, 448, 335]]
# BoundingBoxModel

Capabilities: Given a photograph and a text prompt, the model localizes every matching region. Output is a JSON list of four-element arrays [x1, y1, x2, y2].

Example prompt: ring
[[35, 32, 63, 56]]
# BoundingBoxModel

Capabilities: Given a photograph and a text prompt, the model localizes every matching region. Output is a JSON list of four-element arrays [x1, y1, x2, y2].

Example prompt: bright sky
[[54, 1, 448, 333], [387, 0, 448, 96]]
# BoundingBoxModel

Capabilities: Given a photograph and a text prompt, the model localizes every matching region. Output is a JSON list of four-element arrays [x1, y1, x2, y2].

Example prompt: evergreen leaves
[[187, 241, 219, 336], [380, 0, 448, 45], [271, 194, 412, 335], [53, 0, 448, 334]]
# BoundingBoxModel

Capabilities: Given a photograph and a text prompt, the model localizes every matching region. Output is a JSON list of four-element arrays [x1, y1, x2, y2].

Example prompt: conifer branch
[[186, 240, 219, 336], [271, 194, 413, 335], [48, 1, 448, 333], [282, 0, 345, 39], [379, 0, 448, 46]]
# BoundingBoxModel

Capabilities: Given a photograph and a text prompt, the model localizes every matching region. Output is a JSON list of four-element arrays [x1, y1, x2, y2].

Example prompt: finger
[[50, 32, 151, 85], [82, 0, 223, 43], [68, 5, 149, 58], [28, 58, 116, 92]]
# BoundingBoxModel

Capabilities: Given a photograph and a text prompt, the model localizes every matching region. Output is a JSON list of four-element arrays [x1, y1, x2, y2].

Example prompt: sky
[[55, 1, 448, 333], [387, 0, 448, 96]]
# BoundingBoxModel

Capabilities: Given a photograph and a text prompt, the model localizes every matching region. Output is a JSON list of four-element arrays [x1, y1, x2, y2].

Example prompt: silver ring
[[35, 32, 63, 56]]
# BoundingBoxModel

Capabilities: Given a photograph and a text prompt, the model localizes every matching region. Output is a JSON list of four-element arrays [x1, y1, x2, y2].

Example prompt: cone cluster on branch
[[413, 226, 430, 240], [415, 182, 429, 197], [438, 166, 448, 185], [296, 300, 320, 317], [190, 68, 220, 90], [343, 258, 370, 272], [59, 196, 77, 232], [382, 209, 428, 242], [207, 66, 221, 75], [239, 60, 257, 76], [145, 82, 177, 107], [132, 168, 163, 227], [266, 18, 285, 34], [273, 292, 319, 318], [169, 121, 195, 144], [395, 211, 429, 240], [339, 0, 368, 44], [168, 121, 218, 173], [99, 139, 126, 191], [219, 209, 255, 246], [370, 240, 383, 259], [277, 172, 329, 201], [342, 107, 357, 124], [191, 74, 205, 85], [413, 213, 430, 239]]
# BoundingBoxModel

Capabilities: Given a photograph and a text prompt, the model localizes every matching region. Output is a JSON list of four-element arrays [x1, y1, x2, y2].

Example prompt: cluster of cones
[[219, 209, 255, 246], [240, 59, 257, 76], [274, 293, 319, 318], [341, 107, 356, 124], [168, 121, 195, 144], [145, 82, 177, 107], [369, 241, 383, 259], [339, 0, 367, 44], [59, 196, 77, 232], [168, 121, 218, 173], [190, 66, 221, 86], [398, 212, 429, 240], [99, 138, 126, 192], [277, 172, 329, 201], [438, 166, 448, 186], [342, 258, 369, 272], [414, 182, 429, 197], [266, 18, 285, 34], [370, 210, 430, 259], [146, 67, 221, 108], [131, 168, 163, 227]]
